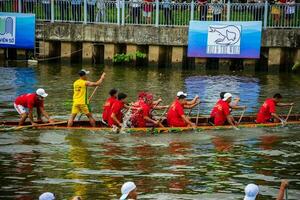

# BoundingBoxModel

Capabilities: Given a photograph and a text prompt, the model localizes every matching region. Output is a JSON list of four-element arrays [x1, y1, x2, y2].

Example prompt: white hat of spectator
[[244, 184, 259, 200], [39, 192, 55, 200], [222, 92, 232, 101], [120, 182, 136, 200]]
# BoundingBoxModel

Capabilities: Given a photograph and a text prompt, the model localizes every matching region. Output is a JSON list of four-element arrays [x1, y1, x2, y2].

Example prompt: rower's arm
[[85, 72, 106, 86], [154, 105, 169, 110], [226, 115, 236, 127], [277, 102, 294, 107], [186, 95, 199, 105], [39, 107, 54, 123], [231, 105, 246, 110], [181, 115, 195, 127], [111, 113, 122, 127], [276, 180, 288, 200], [271, 112, 283, 122], [184, 102, 199, 109], [28, 108, 35, 124]]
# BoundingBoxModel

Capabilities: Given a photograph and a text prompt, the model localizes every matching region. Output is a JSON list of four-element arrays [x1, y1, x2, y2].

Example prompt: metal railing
[[0, 0, 299, 28]]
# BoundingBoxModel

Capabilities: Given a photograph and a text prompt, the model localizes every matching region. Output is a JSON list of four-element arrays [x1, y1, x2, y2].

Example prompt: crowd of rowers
[[13, 70, 294, 128]]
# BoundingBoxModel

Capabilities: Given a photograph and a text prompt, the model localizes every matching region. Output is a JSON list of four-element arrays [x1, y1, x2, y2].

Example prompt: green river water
[[0, 63, 300, 200]]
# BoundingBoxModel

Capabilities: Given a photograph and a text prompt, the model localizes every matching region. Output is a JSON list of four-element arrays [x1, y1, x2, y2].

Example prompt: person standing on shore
[[67, 70, 105, 127]]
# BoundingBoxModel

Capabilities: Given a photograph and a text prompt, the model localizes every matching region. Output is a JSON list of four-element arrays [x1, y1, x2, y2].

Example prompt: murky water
[[0, 63, 300, 199]]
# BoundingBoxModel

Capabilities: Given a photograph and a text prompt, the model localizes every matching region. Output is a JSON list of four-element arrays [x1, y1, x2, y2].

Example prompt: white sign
[[0, 16, 16, 45], [206, 25, 241, 55]]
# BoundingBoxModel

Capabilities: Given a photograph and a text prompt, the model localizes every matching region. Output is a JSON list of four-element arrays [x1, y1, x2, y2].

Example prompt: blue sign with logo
[[187, 21, 262, 59], [0, 12, 35, 49]]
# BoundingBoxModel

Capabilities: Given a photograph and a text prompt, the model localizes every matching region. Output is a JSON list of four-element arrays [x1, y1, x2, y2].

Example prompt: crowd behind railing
[[0, 0, 299, 28]]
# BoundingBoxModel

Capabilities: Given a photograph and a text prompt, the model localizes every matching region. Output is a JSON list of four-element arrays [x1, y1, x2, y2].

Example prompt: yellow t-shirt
[[73, 79, 88, 105]]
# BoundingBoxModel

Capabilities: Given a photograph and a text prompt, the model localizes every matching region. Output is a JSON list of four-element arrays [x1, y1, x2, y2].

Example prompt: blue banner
[[187, 21, 262, 59], [0, 12, 35, 49]]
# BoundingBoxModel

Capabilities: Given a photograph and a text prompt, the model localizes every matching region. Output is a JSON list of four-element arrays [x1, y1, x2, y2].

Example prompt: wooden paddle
[[14, 121, 68, 131], [281, 105, 293, 127], [237, 107, 246, 125], [195, 103, 201, 126]]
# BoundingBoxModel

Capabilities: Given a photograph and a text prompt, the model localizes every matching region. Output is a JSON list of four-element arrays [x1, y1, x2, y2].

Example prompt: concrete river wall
[[1, 22, 300, 72]]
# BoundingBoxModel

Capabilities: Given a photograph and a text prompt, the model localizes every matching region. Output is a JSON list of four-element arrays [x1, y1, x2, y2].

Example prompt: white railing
[[0, 0, 299, 28]]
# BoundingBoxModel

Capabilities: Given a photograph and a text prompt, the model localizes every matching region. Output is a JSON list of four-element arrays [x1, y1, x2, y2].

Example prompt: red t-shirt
[[144, 0, 153, 12], [167, 100, 186, 127], [108, 100, 124, 127], [14, 93, 44, 109], [132, 102, 151, 127], [256, 98, 276, 123], [102, 96, 117, 122], [210, 99, 230, 126]]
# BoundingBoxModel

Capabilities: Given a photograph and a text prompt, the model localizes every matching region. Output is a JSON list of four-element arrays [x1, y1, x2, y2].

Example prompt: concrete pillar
[[219, 59, 231, 71], [104, 43, 116, 61], [61, 42, 76, 61], [39, 41, 55, 58], [126, 44, 138, 61], [171, 46, 184, 63], [268, 48, 284, 66], [82, 42, 94, 63], [295, 49, 300, 63], [17, 49, 26, 60], [243, 59, 256, 73], [148, 45, 160, 63]]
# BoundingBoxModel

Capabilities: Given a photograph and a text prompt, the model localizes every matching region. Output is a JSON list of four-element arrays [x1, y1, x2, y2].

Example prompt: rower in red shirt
[[256, 93, 293, 124], [167, 91, 199, 127], [14, 88, 54, 126], [210, 93, 237, 127], [108, 93, 128, 128], [102, 89, 118, 124], [131, 93, 167, 128]]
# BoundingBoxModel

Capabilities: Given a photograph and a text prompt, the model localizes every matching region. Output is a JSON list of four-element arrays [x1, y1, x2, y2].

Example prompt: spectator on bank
[[42, 0, 51, 21], [130, 0, 142, 24], [162, 0, 173, 25], [120, 182, 138, 200], [87, 0, 97, 22], [58, 0, 70, 21], [270, 0, 281, 26], [244, 180, 289, 200], [71, 0, 82, 21], [96, 0, 106, 22], [24, 0, 36, 13], [143, 0, 153, 24], [197, 0, 208, 21], [211, 0, 223, 21], [285, 0, 295, 26]]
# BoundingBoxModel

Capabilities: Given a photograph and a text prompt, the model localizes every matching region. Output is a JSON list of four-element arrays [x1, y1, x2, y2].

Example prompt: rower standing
[[102, 89, 118, 125], [210, 93, 237, 127], [167, 91, 199, 127], [256, 93, 293, 124], [67, 69, 105, 127], [14, 88, 54, 126]]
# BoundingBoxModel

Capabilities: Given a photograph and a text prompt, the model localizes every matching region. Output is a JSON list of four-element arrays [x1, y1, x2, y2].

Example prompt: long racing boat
[[1, 115, 300, 133]]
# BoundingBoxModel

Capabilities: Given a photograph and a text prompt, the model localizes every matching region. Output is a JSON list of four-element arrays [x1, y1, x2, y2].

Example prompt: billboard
[[187, 21, 262, 59], [0, 12, 35, 49]]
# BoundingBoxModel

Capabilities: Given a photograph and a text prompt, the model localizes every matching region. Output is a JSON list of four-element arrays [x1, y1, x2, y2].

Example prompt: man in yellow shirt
[[67, 69, 106, 127]]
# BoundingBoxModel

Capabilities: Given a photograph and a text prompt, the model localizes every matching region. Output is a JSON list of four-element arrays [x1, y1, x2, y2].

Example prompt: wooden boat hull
[[1, 115, 300, 133]]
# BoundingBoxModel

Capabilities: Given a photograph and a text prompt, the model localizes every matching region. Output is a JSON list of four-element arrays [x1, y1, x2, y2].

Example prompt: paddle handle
[[237, 108, 246, 124], [16, 121, 68, 130], [285, 105, 293, 122], [195, 103, 201, 126]]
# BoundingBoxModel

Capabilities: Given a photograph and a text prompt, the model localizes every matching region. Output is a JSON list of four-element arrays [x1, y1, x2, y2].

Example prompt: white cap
[[244, 184, 259, 200], [177, 91, 187, 97], [39, 192, 55, 200], [222, 92, 232, 101], [120, 182, 136, 200], [79, 69, 90, 76], [36, 88, 48, 98]]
